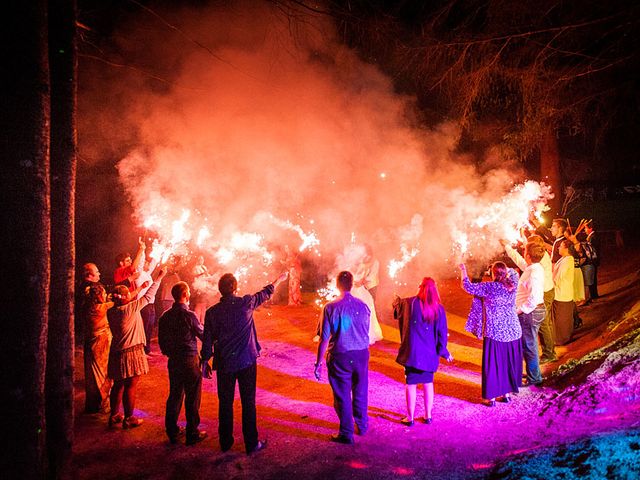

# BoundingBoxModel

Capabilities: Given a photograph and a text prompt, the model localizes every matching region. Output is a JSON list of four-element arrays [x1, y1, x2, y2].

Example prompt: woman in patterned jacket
[[459, 262, 522, 407]]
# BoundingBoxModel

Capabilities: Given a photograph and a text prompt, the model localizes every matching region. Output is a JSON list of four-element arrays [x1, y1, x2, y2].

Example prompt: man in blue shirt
[[202, 271, 287, 454], [158, 281, 206, 445], [314, 271, 371, 444]]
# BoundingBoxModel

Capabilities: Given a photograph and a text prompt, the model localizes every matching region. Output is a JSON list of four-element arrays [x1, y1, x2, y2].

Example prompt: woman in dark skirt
[[394, 278, 453, 425], [107, 267, 166, 428], [459, 262, 522, 406]]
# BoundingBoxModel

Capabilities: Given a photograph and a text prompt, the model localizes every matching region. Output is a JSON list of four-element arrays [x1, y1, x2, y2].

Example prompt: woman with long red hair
[[393, 277, 453, 426]]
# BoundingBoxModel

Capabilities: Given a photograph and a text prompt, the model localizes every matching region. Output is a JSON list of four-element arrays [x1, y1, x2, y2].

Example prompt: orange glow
[[391, 466, 415, 475], [346, 460, 367, 469]]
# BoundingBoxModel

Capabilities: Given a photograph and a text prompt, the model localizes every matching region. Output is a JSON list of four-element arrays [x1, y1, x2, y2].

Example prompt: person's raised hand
[[154, 266, 167, 281], [274, 271, 288, 286], [392, 293, 401, 307], [529, 214, 541, 228]]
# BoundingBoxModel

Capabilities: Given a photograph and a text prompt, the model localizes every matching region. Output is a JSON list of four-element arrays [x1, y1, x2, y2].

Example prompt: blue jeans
[[327, 349, 369, 438], [519, 306, 545, 384]]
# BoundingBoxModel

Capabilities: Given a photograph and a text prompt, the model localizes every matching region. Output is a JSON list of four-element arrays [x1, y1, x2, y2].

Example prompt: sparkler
[[141, 207, 290, 291], [214, 232, 273, 266], [253, 212, 320, 254], [316, 243, 365, 306], [573, 218, 591, 236], [196, 226, 211, 247], [315, 283, 340, 307], [450, 180, 553, 261], [388, 244, 419, 279], [387, 214, 423, 281]]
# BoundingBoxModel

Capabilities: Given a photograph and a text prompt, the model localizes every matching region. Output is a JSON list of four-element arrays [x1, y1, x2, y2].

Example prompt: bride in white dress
[[351, 281, 383, 345]]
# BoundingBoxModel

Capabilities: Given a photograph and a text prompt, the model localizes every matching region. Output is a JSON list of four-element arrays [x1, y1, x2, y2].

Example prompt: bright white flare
[[266, 214, 320, 253], [452, 180, 553, 260], [388, 244, 419, 279]]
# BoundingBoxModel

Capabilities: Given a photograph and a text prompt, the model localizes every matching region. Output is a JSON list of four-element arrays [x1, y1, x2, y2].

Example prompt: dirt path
[[70, 258, 640, 479]]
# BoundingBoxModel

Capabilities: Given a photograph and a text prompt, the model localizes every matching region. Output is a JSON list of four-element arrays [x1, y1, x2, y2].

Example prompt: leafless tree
[[315, 0, 640, 211]]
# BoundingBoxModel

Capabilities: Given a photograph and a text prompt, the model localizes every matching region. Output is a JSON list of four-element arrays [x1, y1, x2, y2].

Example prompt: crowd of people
[[459, 218, 601, 407], [77, 219, 600, 450]]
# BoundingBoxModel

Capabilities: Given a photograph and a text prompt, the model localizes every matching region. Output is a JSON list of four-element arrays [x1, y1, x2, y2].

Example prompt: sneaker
[[168, 426, 186, 444], [220, 440, 234, 452], [122, 416, 143, 429], [186, 430, 207, 446], [108, 413, 124, 427], [540, 356, 558, 365], [330, 434, 354, 445], [247, 439, 268, 454]]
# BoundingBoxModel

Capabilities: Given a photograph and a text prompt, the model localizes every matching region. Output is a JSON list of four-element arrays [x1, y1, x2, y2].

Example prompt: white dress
[[351, 285, 383, 345]]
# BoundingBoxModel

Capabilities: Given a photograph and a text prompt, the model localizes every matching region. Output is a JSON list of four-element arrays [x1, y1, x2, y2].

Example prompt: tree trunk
[[540, 128, 562, 217], [47, 0, 77, 477], [0, 2, 51, 478]]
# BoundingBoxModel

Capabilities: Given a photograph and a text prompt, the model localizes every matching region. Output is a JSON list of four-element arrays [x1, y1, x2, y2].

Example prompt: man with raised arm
[[201, 271, 288, 454]]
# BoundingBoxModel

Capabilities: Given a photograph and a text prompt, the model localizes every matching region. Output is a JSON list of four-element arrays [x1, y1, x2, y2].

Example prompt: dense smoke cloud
[[80, 1, 546, 295]]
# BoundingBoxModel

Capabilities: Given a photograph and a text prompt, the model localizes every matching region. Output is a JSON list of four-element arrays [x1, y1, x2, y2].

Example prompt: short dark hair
[[115, 252, 131, 265], [336, 271, 353, 291], [171, 281, 189, 302], [218, 273, 237, 296], [560, 238, 572, 249]]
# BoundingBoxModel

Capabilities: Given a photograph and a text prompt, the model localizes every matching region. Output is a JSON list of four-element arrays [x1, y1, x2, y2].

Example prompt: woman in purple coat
[[394, 277, 453, 426], [459, 262, 522, 406]]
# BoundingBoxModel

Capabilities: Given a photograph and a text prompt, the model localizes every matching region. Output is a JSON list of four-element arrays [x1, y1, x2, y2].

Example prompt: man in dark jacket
[[201, 271, 287, 454], [314, 271, 371, 445], [158, 281, 206, 445], [585, 221, 600, 299]]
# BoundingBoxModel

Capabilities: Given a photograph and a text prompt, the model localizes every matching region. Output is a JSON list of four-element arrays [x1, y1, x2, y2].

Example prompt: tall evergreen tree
[[0, 1, 51, 478], [47, 0, 77, 477]]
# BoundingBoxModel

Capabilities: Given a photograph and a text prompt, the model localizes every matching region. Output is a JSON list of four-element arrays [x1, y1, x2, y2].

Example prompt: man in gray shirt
[[314, 271, 371, 444]]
